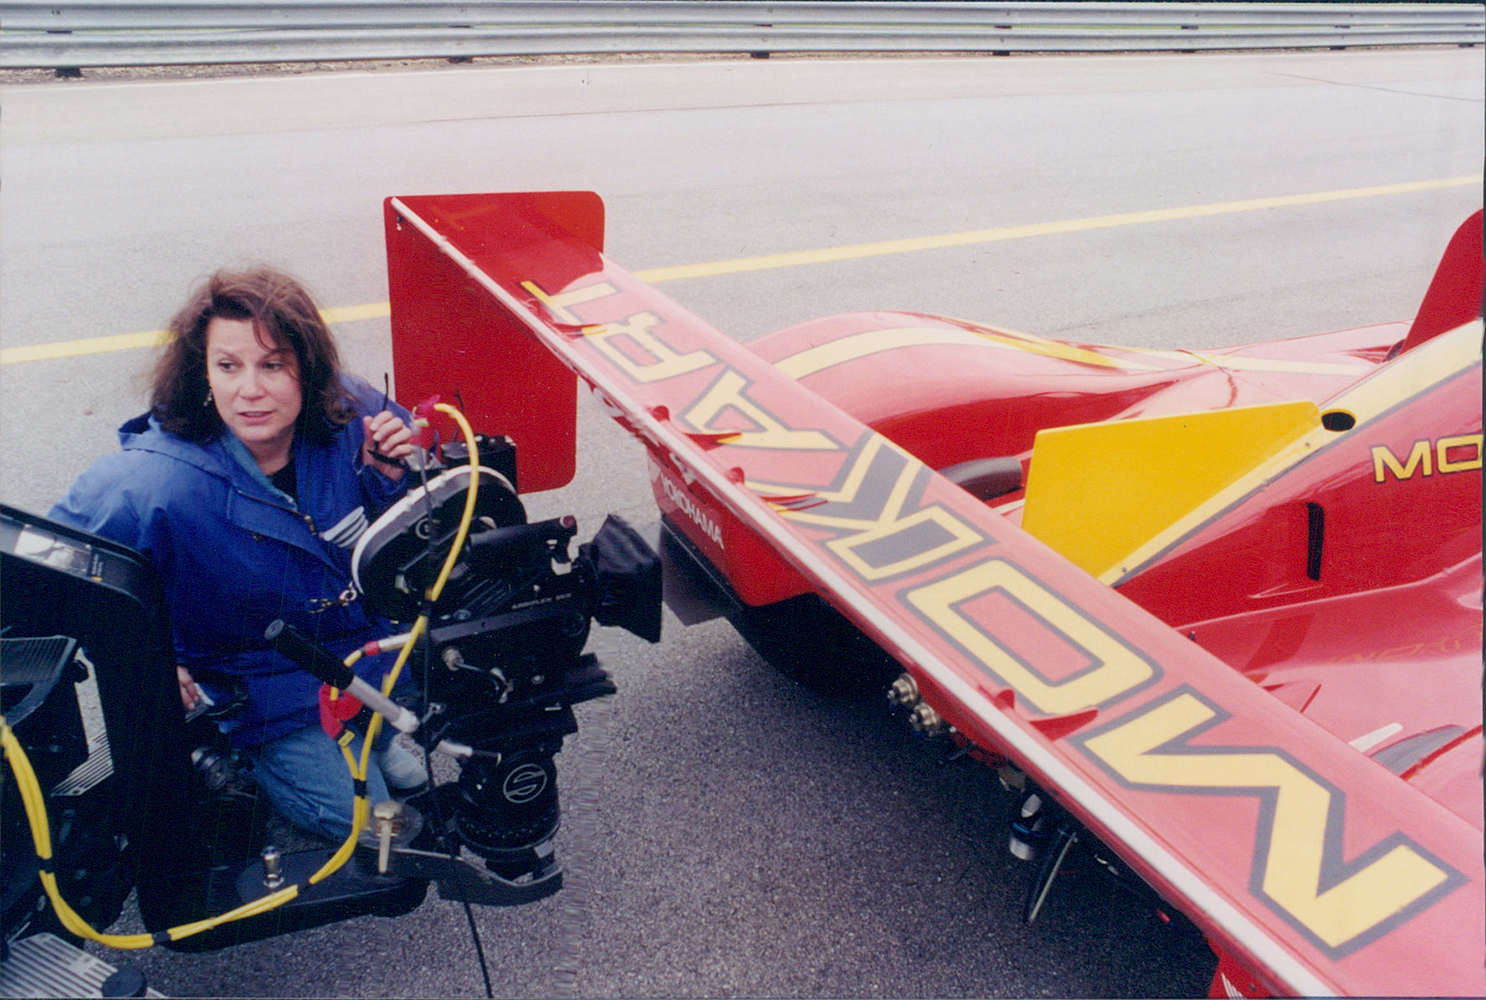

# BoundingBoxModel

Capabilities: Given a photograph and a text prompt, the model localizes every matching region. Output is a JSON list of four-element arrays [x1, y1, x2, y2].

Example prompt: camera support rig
[[1, 429, 662, 959]]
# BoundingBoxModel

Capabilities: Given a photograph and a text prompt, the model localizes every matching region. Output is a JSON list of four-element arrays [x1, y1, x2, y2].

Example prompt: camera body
[[348, 436, 660, 884], [0, 434, 660, 957]]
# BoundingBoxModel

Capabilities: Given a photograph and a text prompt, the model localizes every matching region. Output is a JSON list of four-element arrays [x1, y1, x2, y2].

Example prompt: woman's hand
[[362, 410, 415, 482], [177, 665, 201, 712]]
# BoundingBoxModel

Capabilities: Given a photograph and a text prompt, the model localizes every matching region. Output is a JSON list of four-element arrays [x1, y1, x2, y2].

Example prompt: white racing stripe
[[321, 505, 370, 549]]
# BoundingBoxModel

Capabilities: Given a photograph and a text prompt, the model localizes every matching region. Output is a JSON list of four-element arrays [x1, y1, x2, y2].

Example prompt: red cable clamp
[[319, 684, 366, 739]]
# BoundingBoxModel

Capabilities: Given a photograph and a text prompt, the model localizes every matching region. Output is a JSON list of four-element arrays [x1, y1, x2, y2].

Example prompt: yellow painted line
[[3, 175, 1478, 367], [0, 329, 170, 365], [322, 302, 392, 324], [0, 303, 392, 366], [634, 175, 1483, 283]]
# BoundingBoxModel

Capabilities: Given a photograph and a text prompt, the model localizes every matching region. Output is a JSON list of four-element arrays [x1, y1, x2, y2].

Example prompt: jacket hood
[[118, 412, 241, 483]]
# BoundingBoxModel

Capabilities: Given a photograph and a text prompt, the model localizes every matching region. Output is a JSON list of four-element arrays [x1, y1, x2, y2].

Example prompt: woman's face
[[205, 316, 302, 470]]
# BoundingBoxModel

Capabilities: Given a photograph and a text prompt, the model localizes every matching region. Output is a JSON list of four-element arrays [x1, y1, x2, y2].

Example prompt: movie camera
[[0, 430, 660, 980]]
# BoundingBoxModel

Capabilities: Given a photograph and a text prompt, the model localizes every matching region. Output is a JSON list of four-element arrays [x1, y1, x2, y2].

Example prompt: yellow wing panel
[[1020, 401, 1321, 578]]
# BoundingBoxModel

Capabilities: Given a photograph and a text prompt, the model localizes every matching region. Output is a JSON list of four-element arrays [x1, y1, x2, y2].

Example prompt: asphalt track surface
[[1, 49, 1482, 998]]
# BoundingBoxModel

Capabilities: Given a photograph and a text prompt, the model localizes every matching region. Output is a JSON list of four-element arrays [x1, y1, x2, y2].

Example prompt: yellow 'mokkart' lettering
[[1436, 433, 1483, 473], [683, 370, 838, 450], [585, 311, 717, 383], [521, 279, 619, 324], [1372, 436, 1484, 482], [756, 434, 982, 579], [906, 558, 1157, 714], [522, 280, 717, 383], [1372, 440, 1432, 481], [1080, 691, 1458, 954]]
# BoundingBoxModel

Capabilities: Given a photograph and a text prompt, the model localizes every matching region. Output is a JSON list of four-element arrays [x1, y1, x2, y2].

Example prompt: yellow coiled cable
[[312, 402, 480, 884]]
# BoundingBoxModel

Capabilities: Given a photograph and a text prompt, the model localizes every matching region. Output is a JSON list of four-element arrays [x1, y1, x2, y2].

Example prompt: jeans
[[247, 722, 424, 842]]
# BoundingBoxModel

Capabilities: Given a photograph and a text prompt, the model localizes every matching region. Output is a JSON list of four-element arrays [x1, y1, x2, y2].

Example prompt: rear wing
[[384, 192, 1483, 998]]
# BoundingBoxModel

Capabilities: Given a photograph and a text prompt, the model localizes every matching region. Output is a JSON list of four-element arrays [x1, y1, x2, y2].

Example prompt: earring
[[203, 388, 214, 407]]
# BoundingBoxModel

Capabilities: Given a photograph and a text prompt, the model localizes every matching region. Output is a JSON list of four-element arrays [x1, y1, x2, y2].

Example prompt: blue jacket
[[50, 376, 412, 747]]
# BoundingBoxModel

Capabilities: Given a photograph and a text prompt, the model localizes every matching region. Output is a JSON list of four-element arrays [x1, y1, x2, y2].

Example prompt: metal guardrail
[[1, 2, 1481, 70]]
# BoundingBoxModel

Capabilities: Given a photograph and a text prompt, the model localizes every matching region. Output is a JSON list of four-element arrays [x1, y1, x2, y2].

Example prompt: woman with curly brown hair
[[51, 266, 427, 841]]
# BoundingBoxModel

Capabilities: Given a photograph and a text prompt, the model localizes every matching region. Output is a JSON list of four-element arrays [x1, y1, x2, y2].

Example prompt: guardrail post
[[750, 20, 771, 58], [44, 29, 81, 77]]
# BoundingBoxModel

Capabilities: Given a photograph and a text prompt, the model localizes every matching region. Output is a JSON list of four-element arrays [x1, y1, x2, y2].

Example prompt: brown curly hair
[[150, 267, 355, 443]]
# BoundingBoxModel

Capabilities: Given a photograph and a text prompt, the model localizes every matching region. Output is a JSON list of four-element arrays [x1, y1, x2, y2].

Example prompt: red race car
[[383, 192, 1483, 999]]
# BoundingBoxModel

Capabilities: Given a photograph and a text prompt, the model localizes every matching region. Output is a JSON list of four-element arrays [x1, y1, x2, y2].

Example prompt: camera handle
[[264, 620, 419, 734]]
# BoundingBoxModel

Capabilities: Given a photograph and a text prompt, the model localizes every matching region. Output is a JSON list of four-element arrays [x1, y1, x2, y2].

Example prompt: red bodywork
[[384, 195, 1483, 998], [662, 217, 1484, 835]]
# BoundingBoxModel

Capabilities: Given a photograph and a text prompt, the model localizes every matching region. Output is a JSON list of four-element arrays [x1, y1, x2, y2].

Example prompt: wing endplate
[[385, 192, 1484, 999], [384, 192, 598, 492]]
